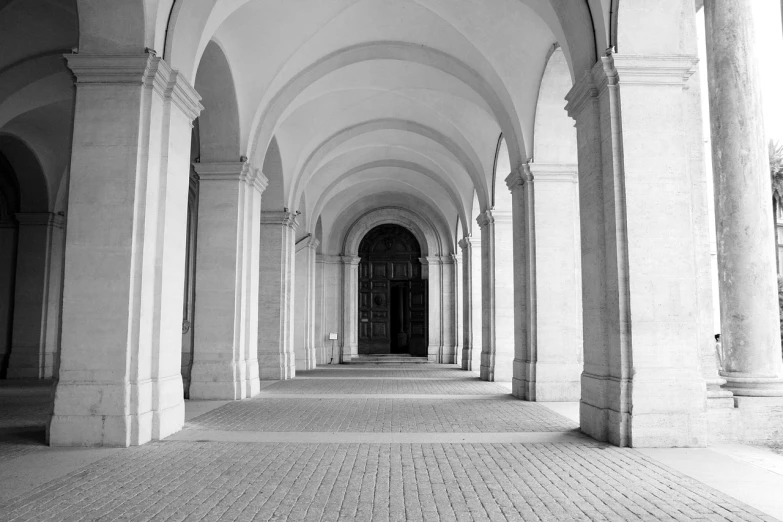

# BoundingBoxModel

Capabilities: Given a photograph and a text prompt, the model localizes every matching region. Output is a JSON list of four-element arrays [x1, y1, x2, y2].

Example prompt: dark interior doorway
[[358, 224, 426, 356]]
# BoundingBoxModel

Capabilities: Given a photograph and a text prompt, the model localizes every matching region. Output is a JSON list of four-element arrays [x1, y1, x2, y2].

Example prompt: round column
[[705, 0, 783, 395]]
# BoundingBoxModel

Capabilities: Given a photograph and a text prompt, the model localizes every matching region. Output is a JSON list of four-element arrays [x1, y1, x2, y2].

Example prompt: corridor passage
[[0, 364, 779, 521]]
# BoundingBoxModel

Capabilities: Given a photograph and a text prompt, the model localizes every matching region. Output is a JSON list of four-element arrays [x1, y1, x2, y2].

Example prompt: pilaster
[[258, 211, 298, 380], [340, 255, 362, 363], [190, 161, 265, 399], [477, 209, 514, 382], [50, 53, 202, 446], [565, 52, 708, 447]]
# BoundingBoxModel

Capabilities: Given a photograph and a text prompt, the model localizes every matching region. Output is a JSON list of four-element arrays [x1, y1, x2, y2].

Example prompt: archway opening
[[357, 224, 426, 356]]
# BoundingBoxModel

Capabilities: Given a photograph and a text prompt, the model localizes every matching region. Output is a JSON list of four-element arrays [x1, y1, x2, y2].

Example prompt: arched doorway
[[358, 224, 427, 356]]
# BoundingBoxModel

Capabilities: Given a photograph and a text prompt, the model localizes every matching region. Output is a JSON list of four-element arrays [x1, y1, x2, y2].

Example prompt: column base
[[189, 360, 246, 400], [48, 381, 150, 447], [461, 346, 472, 370], [721, 373, 783, 397], [153, 395, 185, 441], [245, 360, 260, 397], [259, 353, 295, 380], [522, 362, 581, 402], [479, 364, 492, 381]]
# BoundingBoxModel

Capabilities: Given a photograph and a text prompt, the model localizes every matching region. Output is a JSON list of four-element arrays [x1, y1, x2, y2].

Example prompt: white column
[[50, 54, 202, 447], [7, 213, 60, 379], [340, 255, 361, 363], [314, 254, 326, 364], [453, 252, 462, 366], [189, 162, 267, 399], [420, 256, 443, 362], [705, 0, 783, 396], [507, 164, 583, 401], [437, 255, 457, 364], [294, 235, 319, 371], [565, 52, 708, 447], [258, 211, 297, 380], [458, 237, 481, 371], [478, 210, 514, 382], [0, 221, 17, 376]]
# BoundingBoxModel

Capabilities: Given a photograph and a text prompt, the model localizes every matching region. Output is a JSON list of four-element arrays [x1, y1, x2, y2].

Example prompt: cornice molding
[[259, 211, 298, 228], [476, 209, 512, 228], [529, 163, 578, 183], [340, 255, 362, 266], [65, 53, 203, 122], [505, 163, 533, 192]]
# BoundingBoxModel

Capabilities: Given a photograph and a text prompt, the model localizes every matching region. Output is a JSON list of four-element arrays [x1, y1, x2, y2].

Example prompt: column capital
[[259, 211, 298, 229], [565, 69, 599, 120], [608, 54, 697, 87], [340, 255, 362, 266], [193, 161, 248, 182], [419, 256, 443, 266], [296, 235, 320, 253], [476, 209, 512, 229], [458, 236, 479, 250], [317, 254, 342, 264], [65, 53, 203, 122], [505, 163, 533, 192], [528, 163, 578, 183]]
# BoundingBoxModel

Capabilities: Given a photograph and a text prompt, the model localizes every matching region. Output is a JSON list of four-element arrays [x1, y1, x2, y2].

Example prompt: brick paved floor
[[0, 364, 778, 521]]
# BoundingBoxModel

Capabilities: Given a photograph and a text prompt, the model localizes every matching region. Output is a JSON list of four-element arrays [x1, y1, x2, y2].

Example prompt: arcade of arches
[[0, 0, 782, 452]]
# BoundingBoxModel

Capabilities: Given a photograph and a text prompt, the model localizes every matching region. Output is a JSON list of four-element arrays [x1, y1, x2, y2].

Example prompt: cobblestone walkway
[[0, 365, 778, 521]]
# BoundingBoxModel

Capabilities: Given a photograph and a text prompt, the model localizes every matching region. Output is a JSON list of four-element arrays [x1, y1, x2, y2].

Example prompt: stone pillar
[[507, 164, 583, 401], [314, 254, 326, 364], [321, 255, 343, 363], [704, 0, 783, 396], [294, 236, 319, 371], [420, 256, 444, 362], [453, 252, 462, 366], [0, 221, 17, 376], [7, 213, 60, 379], [50, 54, 202, 447], [458, 238, 473, 370], [341, 255, 361, 362], [258, 211, 297, 380], [441, 255, 457, 364], [189, 162, 267, 399], [477, 210, 514, 382], [565, 52, 708, 447]]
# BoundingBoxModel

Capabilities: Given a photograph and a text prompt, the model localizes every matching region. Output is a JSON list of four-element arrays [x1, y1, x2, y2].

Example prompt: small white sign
[[329, 333, 338, 340]]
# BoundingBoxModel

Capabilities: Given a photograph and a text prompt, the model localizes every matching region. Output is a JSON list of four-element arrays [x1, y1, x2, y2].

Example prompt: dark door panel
[[357, 224, 426, 355]]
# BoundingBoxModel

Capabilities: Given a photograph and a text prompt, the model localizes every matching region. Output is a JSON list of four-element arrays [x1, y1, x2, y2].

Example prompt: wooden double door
[[357, 225, 427, 355]]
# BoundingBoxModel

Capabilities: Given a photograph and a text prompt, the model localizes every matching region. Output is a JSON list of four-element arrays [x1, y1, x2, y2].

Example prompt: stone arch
[[493, 135, 512, 211], [259, 136, 284, 211], [290, 118, 488, 212], [245, 41, 529, 180], [194, 40, 241, 162], [340, 206, 456, 363], [310, 159, 467, 233], [343, 207, 439, 258]]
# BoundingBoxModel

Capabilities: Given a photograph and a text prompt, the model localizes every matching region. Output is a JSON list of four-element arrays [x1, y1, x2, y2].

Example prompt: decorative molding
[[609, 54, 698, 86], [564, 70, 598, 120], [476, 209, 512, 229], [64, 53, 203, 122], [458, 237, 478, 250], [259, 211, 298, 229], [193, 161, 248, 182], [340, 255, 362, 266], [505, 163, 533, 192], [295, 235, 321, 253], [529, 163, 578, 183], [316, 254, 342, 264]]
